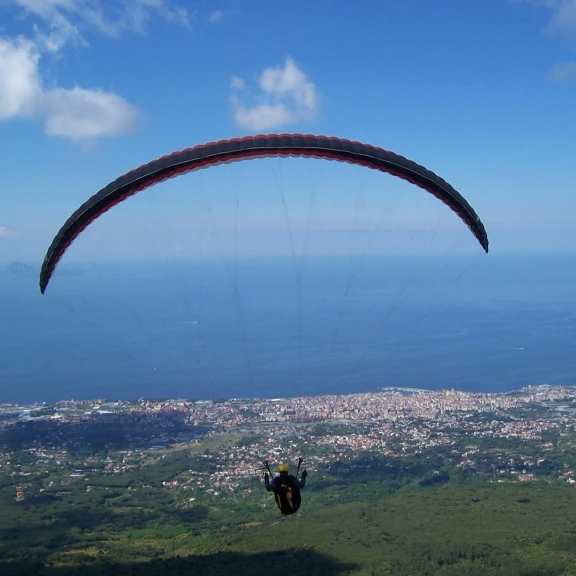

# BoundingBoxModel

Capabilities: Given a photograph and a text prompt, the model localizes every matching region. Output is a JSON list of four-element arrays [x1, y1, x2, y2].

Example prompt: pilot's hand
[[301, 469, 308, 479]]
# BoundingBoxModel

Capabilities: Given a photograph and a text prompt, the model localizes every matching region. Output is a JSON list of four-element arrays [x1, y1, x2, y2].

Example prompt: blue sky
[[1, 0, 576, 266]]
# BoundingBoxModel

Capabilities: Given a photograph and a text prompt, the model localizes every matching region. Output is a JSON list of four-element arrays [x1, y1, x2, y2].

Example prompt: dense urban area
[[2, 384, 576, 575], [1, 384, 574, 496]]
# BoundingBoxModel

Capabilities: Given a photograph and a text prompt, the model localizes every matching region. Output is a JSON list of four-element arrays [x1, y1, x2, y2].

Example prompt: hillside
[[2, 482, 576, 575]]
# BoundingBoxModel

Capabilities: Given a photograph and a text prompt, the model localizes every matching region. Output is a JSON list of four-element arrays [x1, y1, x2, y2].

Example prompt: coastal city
[[1, 384, 575, 504]]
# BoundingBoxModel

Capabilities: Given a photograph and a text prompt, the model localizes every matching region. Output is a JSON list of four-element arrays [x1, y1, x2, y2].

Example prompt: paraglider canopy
[[39, 133, 488, 293]]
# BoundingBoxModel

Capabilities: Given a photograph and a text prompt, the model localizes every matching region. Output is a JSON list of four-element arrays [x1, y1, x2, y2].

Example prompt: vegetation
[[2, 390, 576, 574], [2, 454, 576, 574]]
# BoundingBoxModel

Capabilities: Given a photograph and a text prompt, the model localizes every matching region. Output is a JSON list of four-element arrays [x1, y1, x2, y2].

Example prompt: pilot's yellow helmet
[[278, 463, 289, 473]]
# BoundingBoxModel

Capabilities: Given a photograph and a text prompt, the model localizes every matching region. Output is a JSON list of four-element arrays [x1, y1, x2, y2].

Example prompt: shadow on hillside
[[0, 504, 211, 551], [0, 549, 357, 576]]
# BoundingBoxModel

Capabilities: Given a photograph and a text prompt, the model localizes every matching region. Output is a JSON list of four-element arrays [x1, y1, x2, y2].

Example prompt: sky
[[1, 0, 576, 266]]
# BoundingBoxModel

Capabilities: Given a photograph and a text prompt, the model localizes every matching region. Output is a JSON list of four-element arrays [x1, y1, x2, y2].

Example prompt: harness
[[273, 476, 301, 515], [264, 458, 304, 516]]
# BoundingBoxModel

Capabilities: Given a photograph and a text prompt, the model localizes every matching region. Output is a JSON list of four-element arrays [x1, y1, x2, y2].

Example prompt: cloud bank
[[0, 0, 190, 141], [230, 57, 320, 131]]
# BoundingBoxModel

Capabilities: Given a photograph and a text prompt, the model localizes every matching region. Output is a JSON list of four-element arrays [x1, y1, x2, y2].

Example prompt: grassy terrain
[[222, 482, 576, 575], [2, 481, 576, 575]]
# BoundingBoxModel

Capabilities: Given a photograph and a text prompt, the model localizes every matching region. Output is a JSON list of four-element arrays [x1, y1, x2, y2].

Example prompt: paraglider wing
[[39, 134, 489, 293]]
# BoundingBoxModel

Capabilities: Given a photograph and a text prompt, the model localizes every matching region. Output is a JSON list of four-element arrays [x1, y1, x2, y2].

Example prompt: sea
[[1, 253, 575, 405]]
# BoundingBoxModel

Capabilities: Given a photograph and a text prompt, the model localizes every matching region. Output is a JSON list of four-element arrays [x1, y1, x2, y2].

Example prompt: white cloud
[[165, 6, 192, 28], [230, 57, 320, 131], [546, 0, 576, 37], [0, 36, 139, 140], [43, 86, 140, 140], [0, 37, 41, 118], [0, 226, 15, 237], [30, 7, 86, 53], [208, 10, 223, 23], [516, 1, 576, 80], [0, 0, 193, 141], [34, 19, 86, 53], [230, 75, 245, 90], [549, 60, 576, 80], [4, 1, 192, 46], [114, 0, 192, 36], [518, 0, 576, 38]]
